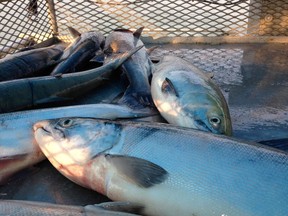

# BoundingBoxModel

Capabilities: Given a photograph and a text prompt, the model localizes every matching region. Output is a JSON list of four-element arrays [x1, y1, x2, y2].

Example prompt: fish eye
[[209, 117, 221, 127], [61, 119, 73, 128]]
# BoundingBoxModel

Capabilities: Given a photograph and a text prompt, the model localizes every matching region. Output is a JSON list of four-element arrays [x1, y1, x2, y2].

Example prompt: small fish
[[34, 118, 288, 216], [0, 43, 67, 81], [151, 55, 232, 135], [0, 46, 143, 113], [0, 200, 140, 215], [0, 103, 152, 184], [51, 27, 105, 76], [104, 27, 154, 108]]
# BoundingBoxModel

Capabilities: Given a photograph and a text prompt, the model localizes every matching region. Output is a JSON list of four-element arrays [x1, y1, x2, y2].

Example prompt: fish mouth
[[33, 120, 66, 142], [33, 121, 51, 135], [194, 120, 213, 133]]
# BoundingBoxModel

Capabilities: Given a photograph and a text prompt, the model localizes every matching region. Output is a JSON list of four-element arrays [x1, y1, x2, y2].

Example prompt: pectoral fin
[[118, 86, 155, 109], [161, 78, 179, 97], [105, 154, 168, 188]]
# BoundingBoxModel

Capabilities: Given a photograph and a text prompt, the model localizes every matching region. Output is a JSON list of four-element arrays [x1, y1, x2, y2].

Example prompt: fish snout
[[33, 120, 65, 141], [33, 120, 50, 132]]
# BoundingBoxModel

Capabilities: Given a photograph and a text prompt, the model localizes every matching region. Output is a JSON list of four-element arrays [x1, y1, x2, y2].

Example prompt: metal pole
[[247, 0, 262, 35], [46, 0, 59, 36]]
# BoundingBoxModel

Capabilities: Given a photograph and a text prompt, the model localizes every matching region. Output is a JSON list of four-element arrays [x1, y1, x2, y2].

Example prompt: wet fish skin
[[151, 55, 232, 136], [51, 30, 105, 76], [0, 200, 140, 215], [0, 103, 152, 184], [34, 118, 288, 216], [0, 43, 67, 81], [104, 28, 154, 108], [0, 46, 143, 113]]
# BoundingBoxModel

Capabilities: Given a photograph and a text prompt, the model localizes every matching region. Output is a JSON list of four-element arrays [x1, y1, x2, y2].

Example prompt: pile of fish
[[0, 27, 287, 216]]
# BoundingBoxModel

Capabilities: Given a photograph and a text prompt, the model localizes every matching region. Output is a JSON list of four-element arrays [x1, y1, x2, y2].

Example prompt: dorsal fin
[[133, 27, 144, 39], [68, 26, 81, 38], [161, 78, 179, 97]]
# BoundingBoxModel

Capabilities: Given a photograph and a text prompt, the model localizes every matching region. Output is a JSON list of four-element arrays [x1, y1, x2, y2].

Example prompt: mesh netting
[[54, 0, 288, 41], [151, 47, 243, 87], [0, 0, 54, 57], [0, 0, 288, 57]]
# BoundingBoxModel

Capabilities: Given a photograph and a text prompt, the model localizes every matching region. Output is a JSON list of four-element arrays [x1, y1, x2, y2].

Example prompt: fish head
[[104, 30, 133, 56], [104, 28, 144, 58], [182, 93, 232, 136], [61, 31, 105, 60], [152, 68, 232, 136], [33, 118, 121, 166]]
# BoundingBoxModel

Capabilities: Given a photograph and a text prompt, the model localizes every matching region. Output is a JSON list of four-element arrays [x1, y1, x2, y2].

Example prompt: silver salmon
[[51, 28, 105, 76], [34, 118, 288, 216], [0, 46, 143, 113], [104, 27, 154, 108], [0, 104, 151, 184], [151, 55, 232, 135], [0, 43, 67, 81], [0, 200, 140, 215]]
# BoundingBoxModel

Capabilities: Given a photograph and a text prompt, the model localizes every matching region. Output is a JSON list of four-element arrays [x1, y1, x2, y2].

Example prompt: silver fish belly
[[0, 104, 151, 184], [33, 118, 288, 216], [151, 55, 232, 135]]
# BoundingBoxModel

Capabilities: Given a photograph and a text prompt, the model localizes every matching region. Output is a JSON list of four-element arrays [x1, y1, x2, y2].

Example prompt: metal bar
[[247, 0, 261, 35], [45, 0, 58, 36], [142, 36, 288, 44]]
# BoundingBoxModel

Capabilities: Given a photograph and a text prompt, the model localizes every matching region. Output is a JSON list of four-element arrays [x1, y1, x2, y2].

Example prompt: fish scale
[[104, 124, 288, 215], [34, 118, 288, 216]]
